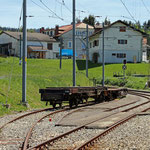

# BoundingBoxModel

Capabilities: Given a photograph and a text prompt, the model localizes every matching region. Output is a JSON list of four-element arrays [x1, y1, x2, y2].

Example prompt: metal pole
[[73, 0, 76, 86], [60, 38, 62, 69], [123, 69, 125, 80], [86, 24, 89, 78], [102, 22, 105, 87], [22, 0, 27, 104], [19, 35, 22, 65]]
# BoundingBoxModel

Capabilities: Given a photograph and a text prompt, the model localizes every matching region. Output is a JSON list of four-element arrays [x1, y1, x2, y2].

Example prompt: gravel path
[[90, 115, 150, 150]]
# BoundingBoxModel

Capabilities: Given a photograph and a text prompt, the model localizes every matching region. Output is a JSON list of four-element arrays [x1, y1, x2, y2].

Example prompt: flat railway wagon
[[39, 86, 128, 108]]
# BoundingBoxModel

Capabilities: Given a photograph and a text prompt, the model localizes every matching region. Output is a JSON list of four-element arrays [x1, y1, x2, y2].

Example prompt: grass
[[0, 57, 150, 116], [0, 57, 90, 116]]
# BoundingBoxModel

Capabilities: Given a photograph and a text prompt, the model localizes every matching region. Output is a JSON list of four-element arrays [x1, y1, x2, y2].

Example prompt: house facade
[[41, 22, 94, 59], [0, 31, 59, 59], [89, 20, 146, 63]]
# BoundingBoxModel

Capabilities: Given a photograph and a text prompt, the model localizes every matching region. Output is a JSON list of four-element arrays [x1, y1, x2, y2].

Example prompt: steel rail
[[28, 97, 150, 150], [0, 107, 52, 130], [128, 89, 150, 94], [105, 100, 139, 111], [75, 113, 137, 150], [28, 110, 128, 150], [22, 101, 100, 150], [22, 108, 69, 150], [75, 93, 150, 150], [26, 90, 149, 150], [75, 106, 150, 150]]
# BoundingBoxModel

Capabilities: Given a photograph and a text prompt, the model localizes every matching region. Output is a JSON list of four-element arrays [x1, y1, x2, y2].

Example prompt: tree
[[82, 15, 96, 26], [104, 17, 111, 25]]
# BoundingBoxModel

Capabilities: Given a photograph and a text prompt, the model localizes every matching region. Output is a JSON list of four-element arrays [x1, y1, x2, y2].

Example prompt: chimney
[[40, 27, 45, 34], [55, 25, 59, 36], [94, 23, 102, 33]]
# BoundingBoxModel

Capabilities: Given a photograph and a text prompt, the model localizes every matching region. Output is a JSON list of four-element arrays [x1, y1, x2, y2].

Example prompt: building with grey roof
[[0, 31, 59, 59]]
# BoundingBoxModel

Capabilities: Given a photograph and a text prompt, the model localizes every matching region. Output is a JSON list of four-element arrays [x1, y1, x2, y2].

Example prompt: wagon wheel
[[74, 99, 78, 107], [59, 102, 62, 108], [69, 100, 73, 108], [80, 98, 84, 104], [52, 103, 56, 109], [85, 98, 88, 103]]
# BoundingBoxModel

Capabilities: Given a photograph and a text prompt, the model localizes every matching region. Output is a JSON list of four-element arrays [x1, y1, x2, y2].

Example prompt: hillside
[[0, 57, 149, 116]]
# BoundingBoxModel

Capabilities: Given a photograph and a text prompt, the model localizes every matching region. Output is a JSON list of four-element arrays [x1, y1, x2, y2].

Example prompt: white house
[[89, 20, 147, 63], [0, 31, 59, 59], [41, 22, 94, 59]]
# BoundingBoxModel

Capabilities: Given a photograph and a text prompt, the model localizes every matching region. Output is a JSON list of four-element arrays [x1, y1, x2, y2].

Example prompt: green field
[[0, 57, 150, 116]]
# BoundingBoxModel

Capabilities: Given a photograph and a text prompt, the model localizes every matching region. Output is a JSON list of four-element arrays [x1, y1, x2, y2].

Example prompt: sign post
[[122, 59, 127, 80]]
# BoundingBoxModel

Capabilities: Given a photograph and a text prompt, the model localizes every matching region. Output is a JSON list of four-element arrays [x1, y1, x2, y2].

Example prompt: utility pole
[[19, 35, 22, 65], [59, 37, 63, 69], [86, 24, 89, 78], [102, 22, 105, 87], [73, 0, 76, 86], [22, 0, 27, 104]]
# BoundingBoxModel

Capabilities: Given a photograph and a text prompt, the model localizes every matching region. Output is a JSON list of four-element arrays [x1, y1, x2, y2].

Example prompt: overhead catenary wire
[[39, 0, 64, 21], [31, 0, 57, 16], [120, 0, 137, 24], [141, 0, 150, 15], [62, 0, 72, 13], [30, 0, 70, 23]]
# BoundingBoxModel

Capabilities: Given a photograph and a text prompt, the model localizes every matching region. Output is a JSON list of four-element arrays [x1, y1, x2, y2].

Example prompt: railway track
[[75, 90, 150, 150], [0, 99, 98, 150], [0, 107, 52, 130], [1, 89, 150, 150], [28, 90, 150, 150], [0, 107, 70, 150], [22, 101, 106, 150]]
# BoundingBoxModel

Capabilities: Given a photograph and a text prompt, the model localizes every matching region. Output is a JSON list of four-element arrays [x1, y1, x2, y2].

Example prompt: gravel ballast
[[91, 115, 150, 150]]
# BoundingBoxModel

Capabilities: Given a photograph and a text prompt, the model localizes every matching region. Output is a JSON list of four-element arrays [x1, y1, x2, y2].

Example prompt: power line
[[39, 0, 64, 21], [31, 0, 56, 16], [120, 0, 137, 23], [30, 0, 70, 23], [141, 0, 150, 15], [62, 0, 72, 13]]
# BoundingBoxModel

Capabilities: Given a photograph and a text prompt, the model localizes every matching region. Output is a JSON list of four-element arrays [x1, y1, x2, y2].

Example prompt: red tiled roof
[[55, 22, 93, 37]]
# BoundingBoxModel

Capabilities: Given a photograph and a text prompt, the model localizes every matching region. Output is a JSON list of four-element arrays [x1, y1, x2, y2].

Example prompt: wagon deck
[[39, 86, 127, 108]]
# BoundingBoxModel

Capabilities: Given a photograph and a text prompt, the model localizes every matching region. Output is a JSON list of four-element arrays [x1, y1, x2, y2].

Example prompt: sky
[[0, 0, 150, 29]]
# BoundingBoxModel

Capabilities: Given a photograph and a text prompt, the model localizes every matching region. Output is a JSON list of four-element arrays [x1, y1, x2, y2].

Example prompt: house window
[[89, 31, 93, 35], [93, 40, 99, 47], [118, 40, 127, 44], [120, 26, 126, 32], [112, 53, 116, 56], [50, 31, 53, 36], [47, 43, 53, 50], [82, 31, 86, 36], [81, 43, 86, 49], [76, 31, 78, 35], [68, 41, 72, 48], [90, 43, 92, 48], [117, 53, 126, 58]]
